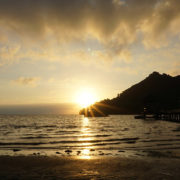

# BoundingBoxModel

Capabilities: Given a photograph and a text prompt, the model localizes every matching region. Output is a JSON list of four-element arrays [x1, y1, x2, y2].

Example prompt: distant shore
[[0, 155, 180, 179]]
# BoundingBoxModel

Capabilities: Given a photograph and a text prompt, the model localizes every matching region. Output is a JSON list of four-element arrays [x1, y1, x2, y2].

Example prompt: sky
[[0, 0, 180, 113]]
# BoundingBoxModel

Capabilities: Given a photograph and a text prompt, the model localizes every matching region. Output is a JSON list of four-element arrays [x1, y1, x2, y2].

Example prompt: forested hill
[[79, 72, 180, 116]]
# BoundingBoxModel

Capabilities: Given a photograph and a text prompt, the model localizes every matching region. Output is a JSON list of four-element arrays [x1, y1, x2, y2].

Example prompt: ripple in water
[[0, 114, 180, 158]]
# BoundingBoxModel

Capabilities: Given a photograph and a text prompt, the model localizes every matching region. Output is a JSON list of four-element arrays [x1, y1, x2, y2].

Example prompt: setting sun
[[76, 89, 96, 108]]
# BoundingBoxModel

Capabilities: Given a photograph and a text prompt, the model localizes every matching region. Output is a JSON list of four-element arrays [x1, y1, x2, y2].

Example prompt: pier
[[135, 112, 180, 122], [154, 112, 180, 122]]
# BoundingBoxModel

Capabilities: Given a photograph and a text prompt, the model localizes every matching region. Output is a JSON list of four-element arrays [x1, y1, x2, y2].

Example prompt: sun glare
[[76, 89, 96, 108]]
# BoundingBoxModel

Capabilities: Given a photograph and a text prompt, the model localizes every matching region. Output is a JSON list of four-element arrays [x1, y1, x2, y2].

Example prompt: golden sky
[[0, 0, 180, 111]]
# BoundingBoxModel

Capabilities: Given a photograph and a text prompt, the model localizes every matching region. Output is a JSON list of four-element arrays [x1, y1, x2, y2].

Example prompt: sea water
[[0, 114, 180, 158]]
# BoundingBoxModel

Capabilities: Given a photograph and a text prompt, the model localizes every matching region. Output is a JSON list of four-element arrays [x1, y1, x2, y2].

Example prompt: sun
[[76, 89, 96, 108]]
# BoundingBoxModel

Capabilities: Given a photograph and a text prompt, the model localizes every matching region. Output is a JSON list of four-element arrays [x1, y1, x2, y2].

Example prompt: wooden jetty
[[154, 112, 180, 122], [135, 112, 180, 123]]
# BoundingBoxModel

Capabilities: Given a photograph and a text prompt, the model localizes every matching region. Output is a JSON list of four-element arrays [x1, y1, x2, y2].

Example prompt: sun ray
[[91, 105, 106, 116]]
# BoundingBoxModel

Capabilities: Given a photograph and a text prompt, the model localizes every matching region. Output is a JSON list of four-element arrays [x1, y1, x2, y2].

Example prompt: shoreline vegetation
[[80, 72, 180, 117], [0, 155, 180, 179]]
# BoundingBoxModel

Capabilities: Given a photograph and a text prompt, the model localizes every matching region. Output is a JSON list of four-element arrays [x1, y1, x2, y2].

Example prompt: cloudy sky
[[0, 0, 180, 112]]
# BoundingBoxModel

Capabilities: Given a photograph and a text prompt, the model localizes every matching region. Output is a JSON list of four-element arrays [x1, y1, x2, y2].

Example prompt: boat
[[134, 115, 145, 119]]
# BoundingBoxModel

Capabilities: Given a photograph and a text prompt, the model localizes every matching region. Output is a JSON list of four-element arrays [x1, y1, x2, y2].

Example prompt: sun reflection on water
[[78, 117, 93, 159], [81, 149, 91, 159], [83, 117, 89, 126]]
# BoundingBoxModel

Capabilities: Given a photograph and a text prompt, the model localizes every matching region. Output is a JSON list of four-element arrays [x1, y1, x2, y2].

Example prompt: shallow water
[[0, 114, 180, 158]]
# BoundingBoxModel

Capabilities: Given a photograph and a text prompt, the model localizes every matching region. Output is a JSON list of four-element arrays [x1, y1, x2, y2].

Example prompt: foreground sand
[[0, 156, 180, 180]]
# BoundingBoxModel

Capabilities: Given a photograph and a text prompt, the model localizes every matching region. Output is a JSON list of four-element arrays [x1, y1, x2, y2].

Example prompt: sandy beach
[[0, 155, 180, 180], [1, 115, 180, 179]]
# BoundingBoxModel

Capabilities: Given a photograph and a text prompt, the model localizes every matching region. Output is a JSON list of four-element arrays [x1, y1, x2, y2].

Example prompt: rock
[[90, 149, 95, 151], [77, 151, 81, 155], [118, 150, 125, 152], [65, 149, 72, 154], [13, 149, 21, 152]]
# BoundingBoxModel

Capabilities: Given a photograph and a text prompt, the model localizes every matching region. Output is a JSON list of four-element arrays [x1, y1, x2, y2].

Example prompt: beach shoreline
[[0, 155, 180, 179]]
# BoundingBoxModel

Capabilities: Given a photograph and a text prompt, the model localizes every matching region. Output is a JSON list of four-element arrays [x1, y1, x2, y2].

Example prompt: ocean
[[0, 114, 180, 158]]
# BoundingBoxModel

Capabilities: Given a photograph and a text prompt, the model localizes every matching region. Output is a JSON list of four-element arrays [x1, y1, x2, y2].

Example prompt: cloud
[[141, 0, 180, 48], [13, 77, 40, 87], [0, 44, 20, 66], [0, 0, 180, 63]]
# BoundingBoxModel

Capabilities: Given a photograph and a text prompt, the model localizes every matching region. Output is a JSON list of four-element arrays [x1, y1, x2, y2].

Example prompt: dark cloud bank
[[0, 0, 180, 47]]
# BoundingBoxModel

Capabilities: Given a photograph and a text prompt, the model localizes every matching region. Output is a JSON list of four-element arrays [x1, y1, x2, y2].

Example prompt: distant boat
[[134, 114, 155, 119], [134, 115, 145, 119]]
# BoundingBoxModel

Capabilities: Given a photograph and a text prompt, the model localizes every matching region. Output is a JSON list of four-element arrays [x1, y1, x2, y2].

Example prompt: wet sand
[[0, 156, 180, 179]]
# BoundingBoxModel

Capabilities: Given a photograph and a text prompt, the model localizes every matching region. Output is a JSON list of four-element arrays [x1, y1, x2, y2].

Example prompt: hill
[[79, 72, 180, 116]]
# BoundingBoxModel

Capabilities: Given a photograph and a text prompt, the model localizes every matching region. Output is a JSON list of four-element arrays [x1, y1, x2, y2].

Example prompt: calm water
[[0, 114, 180, 158]]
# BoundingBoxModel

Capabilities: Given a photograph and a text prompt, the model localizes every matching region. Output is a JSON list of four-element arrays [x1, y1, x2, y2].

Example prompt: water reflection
[[83, 117, 89, 126], [78, 117, 93, 159]]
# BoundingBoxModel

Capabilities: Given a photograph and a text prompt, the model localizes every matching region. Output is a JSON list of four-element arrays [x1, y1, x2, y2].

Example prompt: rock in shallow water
[[13, 149, 21, 152], [77, 151, 81, 155], [65, 149, 72, 154]]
